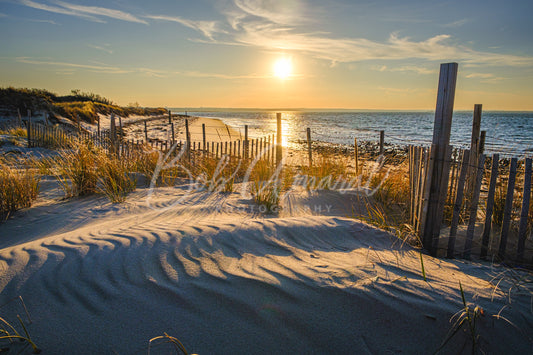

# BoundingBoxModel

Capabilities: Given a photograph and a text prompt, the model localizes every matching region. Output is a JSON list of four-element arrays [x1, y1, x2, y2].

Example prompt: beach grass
[[0, 162, 40, 220]]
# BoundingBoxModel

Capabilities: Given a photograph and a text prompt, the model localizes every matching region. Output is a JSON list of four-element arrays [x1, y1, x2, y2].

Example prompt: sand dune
[[0, 180, 532, 354]]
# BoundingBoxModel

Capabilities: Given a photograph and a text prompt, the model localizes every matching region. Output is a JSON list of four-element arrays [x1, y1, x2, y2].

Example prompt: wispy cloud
[[182, 70, 269, 80], [55, 1, 147, 24], [373, 65, 437, 75], [465, 72, 505, 83], [442, 18, 469, 28], [19, 0, 103, 22], [16, 57, 129, 73], [19, 0, 147, 24], [14, 56, 269, 80], [146, 15, 220, 40], [209, 1, 533, 68], [28, 18, 59, 25], [88, 44, 113, 54]]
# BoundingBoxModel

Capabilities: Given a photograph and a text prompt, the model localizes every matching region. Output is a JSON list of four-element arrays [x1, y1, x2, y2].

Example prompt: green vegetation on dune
[[0, 87, 168, 124]]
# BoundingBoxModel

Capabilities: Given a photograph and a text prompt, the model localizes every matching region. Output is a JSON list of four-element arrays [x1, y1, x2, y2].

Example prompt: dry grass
[[96, 154, 136, 203], [0, 162, 40, 220], [301, 155, 347, 190]]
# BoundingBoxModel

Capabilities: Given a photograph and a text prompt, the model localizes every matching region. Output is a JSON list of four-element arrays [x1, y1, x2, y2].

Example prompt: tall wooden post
[[118, 116, 123, 156], [517, 158, 532, 263], [276, 113, 282, 166], [185, 118, 191, 160], [422, 63, 458, 255], [306, 128, 312, 168], [144, 121, 148, 142], [466, 104, 483, 198], [478, 131, 486, 156], [498, 158, 518, 260], [379, 130, 385, 155], [168, 109, 172, 124], [244, 125, 249, 159], [202, 123, 206, 151], [480, 154, 499, 259], [354, 138, 359, 174], [110, 113, 116, 155], [26, 110, 31, 148], [171, 122, 175, 145], [97, 117, 101, 136]]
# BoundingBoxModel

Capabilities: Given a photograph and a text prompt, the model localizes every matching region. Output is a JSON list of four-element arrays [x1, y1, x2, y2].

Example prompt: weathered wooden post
[[478, 131, 486, 156], [447, 149, 470, 258], [480, 154, 499, 259], [26, 109, 31, 148], [354, 138, 359, 174], [244, 125, 249, 159], [97, 117, 101, 136], [463, 154, 486, 260], [421, 63, 458, 255], [466, 104, 482, 200], [144, 121, 148, 142], [171, 122, 175, 145], [168, 109, 172, 124], [185, 118, 191, 160], [517, 158, 532, 263], [498, 157, 518, 260], [379, 130, 385, 155], [202, 123, 206, 151], [307, 127, 312, 168], [110, 113, 116, 155], [118, 115, 123, 156], [276, 113, 283, 166]]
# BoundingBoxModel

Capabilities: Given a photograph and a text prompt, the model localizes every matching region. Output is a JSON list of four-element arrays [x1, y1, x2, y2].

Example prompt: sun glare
[[273, 58, 292, 79]]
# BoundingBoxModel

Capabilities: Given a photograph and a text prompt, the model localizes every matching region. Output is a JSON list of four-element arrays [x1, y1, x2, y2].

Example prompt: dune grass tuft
[[0, 162, 40, 220], [96, 154, 137, 203]]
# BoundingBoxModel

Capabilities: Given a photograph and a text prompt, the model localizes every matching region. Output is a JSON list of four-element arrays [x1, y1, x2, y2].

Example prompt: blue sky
[[1, 0, 532, 109]]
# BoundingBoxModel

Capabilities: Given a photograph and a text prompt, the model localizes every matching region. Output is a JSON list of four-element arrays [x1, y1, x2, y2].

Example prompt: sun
[[273, 57, 292, 79]]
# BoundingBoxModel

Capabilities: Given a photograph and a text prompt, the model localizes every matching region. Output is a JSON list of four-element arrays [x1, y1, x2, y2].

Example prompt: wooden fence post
[[447, 149, 470, 258], [379, 130, 384, 155], [144, 121, 148, 142], [517, 158, 532, 263], [479, 131, 486, 156], [466, 104, 482, 200], [480, 154, 499, 259], [168, 109, 172, 124], [422, 62, 458, 255], [354, 138, 359, 174], [202, 123, 206, 151], [498, 157, 518, 260], [26, 110, 31, 148], [185, 118, 191, 160], [110, 113, 116, 155], [170, 122, 174, 145], [463, 154, 486, 259], [307, 127, 312, 168], [97, 117, 101, 136], [244, 125, 249, 159], [276, 113, 283, 166]]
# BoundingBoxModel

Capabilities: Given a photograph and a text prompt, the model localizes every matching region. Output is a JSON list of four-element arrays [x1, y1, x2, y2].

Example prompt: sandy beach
[[0, 115, 532, 354]]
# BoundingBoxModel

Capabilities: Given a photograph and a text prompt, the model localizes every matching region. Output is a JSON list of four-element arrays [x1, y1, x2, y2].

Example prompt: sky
[[1, 0, 532, 110]]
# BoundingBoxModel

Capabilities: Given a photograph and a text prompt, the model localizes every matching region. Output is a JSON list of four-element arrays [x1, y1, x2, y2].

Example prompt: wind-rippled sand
[[0, 181, 531, 354]]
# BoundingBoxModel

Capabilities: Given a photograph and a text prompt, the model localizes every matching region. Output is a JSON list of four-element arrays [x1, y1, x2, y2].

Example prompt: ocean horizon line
[[170, 107, 533, 114]]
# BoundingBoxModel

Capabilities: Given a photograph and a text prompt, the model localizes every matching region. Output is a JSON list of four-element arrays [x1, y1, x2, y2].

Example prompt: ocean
[[172, 110, 533, 157]]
